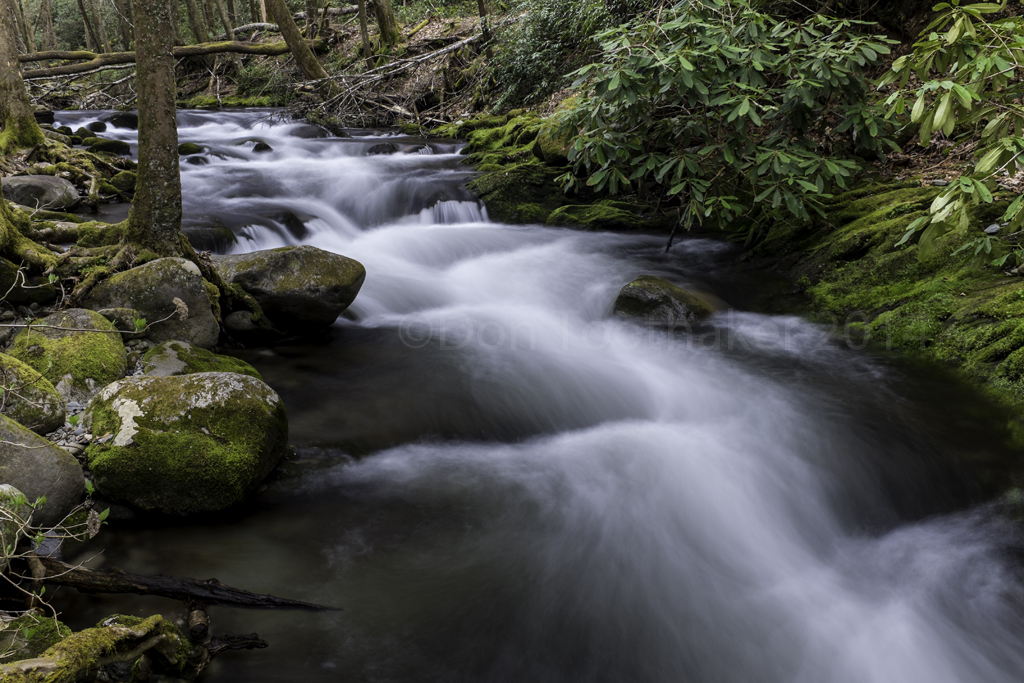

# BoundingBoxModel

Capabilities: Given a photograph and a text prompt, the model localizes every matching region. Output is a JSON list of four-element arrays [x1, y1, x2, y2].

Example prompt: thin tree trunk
[[373, 0, 399, 48], [202, 0, 216, 31], [128, 0, 184, 257], [248, 0, 257, 24], [112, 0, 133, 50], [356, 0, 371, 66], [305, 0, 318, 35], [226, 0, 237, 24], [259, 0, 267, 22], [0, 0, 46, 154], [39, 0, 56, 51], [184, 0, 210, 43], [77, 0, 102, 52], [15, 0, 33, 52], [212, 0, 243, 71], [170, 0, 182, 44], [89, 0, 112, 52], [264, 0, 330, 81]]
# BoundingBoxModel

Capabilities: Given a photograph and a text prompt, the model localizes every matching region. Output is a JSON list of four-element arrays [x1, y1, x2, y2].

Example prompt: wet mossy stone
[[0, 352, 65, 435], [253, 141, 273, 153], [72, 127, 91, 138], [84, 372, 288, 515], [0, 612, 72, 661], [86, 138, 131, 156], [177, 142, 204, 155], [142, 341, 262, 380], [613, 275, 716, 327], [86, 121, 107, 133], [212, 246, 366, 331], [532, 126, 572, 167], [467, 162, 567, 224], [1, 175, 80, 211], [0, 414, 85, 527], [110, 170, 137, 193], [102, 111, 139, 129], [547, 203, 648, 231], [7, 308, 127, 406], [367, 142, 397, 155], [83, 258, 220, 349]]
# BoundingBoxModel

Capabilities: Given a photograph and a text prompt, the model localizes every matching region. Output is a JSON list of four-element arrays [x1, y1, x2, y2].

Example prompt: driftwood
[[36, 557, 336, 611], [17, 39, 325, 79]]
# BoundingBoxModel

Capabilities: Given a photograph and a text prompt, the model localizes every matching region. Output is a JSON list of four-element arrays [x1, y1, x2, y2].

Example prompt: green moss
[[753, 180, 1024, 446], [75, 220, 125, 248], [203, 278, 221, 319], [85, 374, 287, 514], [0, 614, 72, 661], [7, 310, 127, 396], [142, 341, 262, 380], [0, 352, 63, 434], [109, 170, 137, 193], [467, 161, 569, 224], [546, 202, 650, 231], [86, 139, 131, 156], [0, 116, 46, 155], [177, 142, 204, 155]]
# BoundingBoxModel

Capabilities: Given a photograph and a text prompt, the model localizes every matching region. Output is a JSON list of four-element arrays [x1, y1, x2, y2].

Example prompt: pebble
[[931, 179, 950, 186], [985, 224, 1001, 235]]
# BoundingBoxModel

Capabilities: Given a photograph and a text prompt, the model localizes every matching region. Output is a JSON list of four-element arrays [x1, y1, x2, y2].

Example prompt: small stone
[[931, 180, 950, 187], [985, 224, 1001, 235], [253, 141, 273, 153], [72, 427, 84, 436]]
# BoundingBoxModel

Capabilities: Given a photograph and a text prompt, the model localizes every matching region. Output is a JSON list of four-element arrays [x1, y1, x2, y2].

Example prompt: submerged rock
[[142, 341, 262, 379], [1, 175, 80, 211], [212, 245, 365, 331], [0, 352, 65, 434], [102, 111, 139, 129], [613, 275, 716, 327], [0, 414, 85, 527], [6, 308, 128, 405], [367, 143, 397, 155], [178, 142, 204, 155], [83, 258, 220, 349], [84, 372, 288, 515]]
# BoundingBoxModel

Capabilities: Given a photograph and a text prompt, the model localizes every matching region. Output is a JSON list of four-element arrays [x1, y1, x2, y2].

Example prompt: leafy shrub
[[555, 0, 897, 232]]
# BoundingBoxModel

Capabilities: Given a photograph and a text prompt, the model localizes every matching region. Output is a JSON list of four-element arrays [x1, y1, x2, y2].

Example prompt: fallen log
[[18, 39, 326, 79], [37, 557, 337, 610]]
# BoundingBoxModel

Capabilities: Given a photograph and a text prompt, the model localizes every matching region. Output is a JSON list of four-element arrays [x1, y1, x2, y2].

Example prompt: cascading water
[[53, 110, 1024, 683]]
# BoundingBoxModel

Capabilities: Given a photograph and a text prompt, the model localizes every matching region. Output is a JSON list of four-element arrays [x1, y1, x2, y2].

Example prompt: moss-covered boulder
[[177, 142, 204, 155], [0, 613, 71, 661], [212, 246, 365, 331], [109, 170, 137, 193], [1, 175, 80, 211], [0, 414, 85, 527], [7, 309, 127, 405], [85, 139, 131, 156], [84, 373, 288, 515], [0, 352, 65, 434], [547, 201, 650, 231], [82, 258, 220, 349], [613, 275, 716, 327], [142, 341, 262, 379], [532, 125, 572, 167]]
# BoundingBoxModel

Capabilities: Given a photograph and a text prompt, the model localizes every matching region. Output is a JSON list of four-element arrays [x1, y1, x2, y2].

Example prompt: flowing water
[[50, 110, 1024, 683]]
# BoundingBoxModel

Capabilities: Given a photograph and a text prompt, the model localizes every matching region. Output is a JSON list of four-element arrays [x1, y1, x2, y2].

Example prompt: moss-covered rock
[[547, 201, 651, 231], [212, 246, 365, 331], [0, 414, 84, 527], [84, 372, 288, 515], [85, 139, 131, 156], [1, 175, 80, 211], [532, 125, 572, 167], [613, 275, 716, 327], [0, 613, 72, 661], [177, 142, 204, 155], [7, 309, 127, 405], [82, 258, 220, 349], [109, 170, 136, 193], [0, 353, 65, 434], [142, 341, 261, 379], [467, 162, 569, 224]]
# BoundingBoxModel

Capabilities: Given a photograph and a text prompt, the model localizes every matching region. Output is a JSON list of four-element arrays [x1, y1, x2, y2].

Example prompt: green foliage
[[235, 61, 294, 104], [490, 0, 618, 107], [555, 0, 896, 232], [879, 0, 1024, 259]]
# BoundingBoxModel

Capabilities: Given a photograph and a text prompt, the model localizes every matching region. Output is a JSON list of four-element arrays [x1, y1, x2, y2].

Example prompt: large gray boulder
[[84, 372, 288, 515], [213, 246, 365, 331], [82, 258, 220, 349], [613, 275, 716, 327], [1, 175, 80, 211], [6, 309, 127, 406], [0, 352, 65, 435], [0, 415, 85, 527]]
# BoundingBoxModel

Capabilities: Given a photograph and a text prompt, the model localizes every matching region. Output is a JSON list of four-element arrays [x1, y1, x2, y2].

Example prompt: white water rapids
[[53, 110, 1024, 683]]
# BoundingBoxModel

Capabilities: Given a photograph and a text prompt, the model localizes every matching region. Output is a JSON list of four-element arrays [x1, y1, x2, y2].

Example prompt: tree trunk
[[127, 0, 184, 257], [264, 0, 329, 81], [202, 0, 216, 31], [39, 0, 57, 51], [77, 0, 102, 52], [89, 0, 112, 52], [259, 0, 267, 22], [373, 0, 399, 48], [212, 0, 243, 71], [356, 0, 371, 66], [305, 0, 318, 36], [112, 0, 133, 50], [15, 0, 33, 52], [184, 0, 210, 43], [227, 0, 237, 23], [249, 0, 258, 24], [0, 0, 45, 154]]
